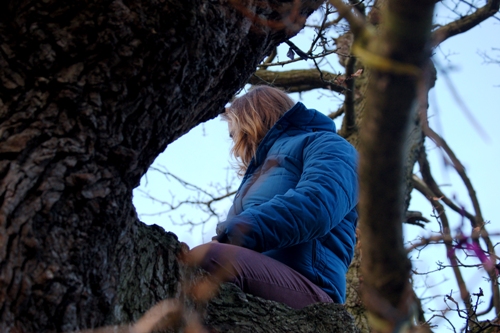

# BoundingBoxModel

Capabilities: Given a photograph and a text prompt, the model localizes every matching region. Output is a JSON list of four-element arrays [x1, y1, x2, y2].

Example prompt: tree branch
[[412, 175, 474, 321], [257, 49, 343, 68], [341, 54, 357, 135], [250, 69, 346, 93], [417, 72, 500, 320], [432, 0, 500, 47], [417, 148, 477, 226]]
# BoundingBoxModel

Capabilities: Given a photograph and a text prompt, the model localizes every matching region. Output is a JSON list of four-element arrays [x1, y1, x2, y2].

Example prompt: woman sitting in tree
[[185, 85, 358, 309]]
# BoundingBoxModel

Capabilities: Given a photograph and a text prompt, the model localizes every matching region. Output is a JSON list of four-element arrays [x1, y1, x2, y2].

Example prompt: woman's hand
[[177, 242, 191, 263]]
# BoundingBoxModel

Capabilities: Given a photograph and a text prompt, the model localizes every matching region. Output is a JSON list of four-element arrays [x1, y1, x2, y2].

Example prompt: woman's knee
[[183, 242, 228, 269]]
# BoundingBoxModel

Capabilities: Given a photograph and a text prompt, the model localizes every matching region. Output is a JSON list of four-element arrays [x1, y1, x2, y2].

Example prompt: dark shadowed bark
[[0, 0, 334, 331], [204, 283, 360, 333]]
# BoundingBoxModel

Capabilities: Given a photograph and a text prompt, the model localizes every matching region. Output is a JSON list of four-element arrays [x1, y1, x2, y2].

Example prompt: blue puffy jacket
[[216, 102, 358, 303]]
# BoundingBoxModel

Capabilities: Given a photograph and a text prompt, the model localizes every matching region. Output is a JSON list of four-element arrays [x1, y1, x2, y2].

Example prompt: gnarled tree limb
[[250, 68, 346, 92]]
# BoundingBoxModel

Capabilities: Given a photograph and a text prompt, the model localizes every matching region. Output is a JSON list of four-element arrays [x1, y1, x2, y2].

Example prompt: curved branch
[[250, 69, 346, 93], [329, 0, 366, 37], [417, 149, 477, 226], [417, 77, 500, 319], [412, 175, 475, 320], [432, 0, 500, 47], [262, 47, 278, 67], [328, 106, 344, 120], [419, 103, 484, 230], [257, 48, 344, 68]]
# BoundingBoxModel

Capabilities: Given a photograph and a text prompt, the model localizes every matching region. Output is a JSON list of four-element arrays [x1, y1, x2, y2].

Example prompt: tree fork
[[0, 0, 325, 331]]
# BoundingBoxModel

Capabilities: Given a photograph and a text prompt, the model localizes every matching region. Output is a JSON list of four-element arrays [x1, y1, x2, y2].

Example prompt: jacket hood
[[280, 102, 336, 133], [251, 102, 336, 170]]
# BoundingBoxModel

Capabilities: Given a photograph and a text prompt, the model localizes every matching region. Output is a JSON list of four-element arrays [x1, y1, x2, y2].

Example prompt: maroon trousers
[[189, 242, 333, 309]]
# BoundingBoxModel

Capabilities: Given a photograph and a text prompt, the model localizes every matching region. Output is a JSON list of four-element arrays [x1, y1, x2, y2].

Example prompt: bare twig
[[416, 69, 500, 322], [418, 75, 500, 316], [138, 166, 236, 228], [412, 175, 474, 321], [258, 48, 347, 68]]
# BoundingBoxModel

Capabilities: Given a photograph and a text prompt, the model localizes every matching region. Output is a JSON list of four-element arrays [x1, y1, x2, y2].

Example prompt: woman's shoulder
[[269, 130, 357, 167], [288, 129, 356, 152]]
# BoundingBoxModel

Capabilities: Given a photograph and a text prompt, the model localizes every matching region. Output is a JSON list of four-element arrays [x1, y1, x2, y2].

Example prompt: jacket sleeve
[[216, 134, 358, 252]]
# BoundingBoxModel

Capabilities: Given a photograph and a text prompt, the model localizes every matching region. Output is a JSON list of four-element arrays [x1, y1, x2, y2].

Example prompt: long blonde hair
[[222, 86, 295, 175]]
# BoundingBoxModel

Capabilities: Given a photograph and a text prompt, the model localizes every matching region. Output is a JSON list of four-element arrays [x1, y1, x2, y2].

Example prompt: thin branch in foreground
[[328, 0, 366, 37], [434, 60, 491, 142]]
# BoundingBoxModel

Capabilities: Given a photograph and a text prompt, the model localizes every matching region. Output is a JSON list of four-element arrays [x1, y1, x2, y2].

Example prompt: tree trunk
[[0, 0, 343, 332], [336, 0, 435, 333], [356, 0, 435, 331], [204, 283, 360, 333]]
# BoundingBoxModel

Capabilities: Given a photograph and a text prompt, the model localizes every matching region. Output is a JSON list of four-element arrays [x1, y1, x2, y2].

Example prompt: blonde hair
[[222, 86, 295, 175]]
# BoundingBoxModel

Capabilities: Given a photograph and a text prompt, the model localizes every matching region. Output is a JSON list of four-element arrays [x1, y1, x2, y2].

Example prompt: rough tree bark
[[0, 0, 363, 332]]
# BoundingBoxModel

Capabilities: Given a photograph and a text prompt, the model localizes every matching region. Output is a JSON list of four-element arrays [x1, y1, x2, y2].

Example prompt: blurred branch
[[353, 0, 435, 330], [417, 70, 500, 323], [405, 210, 431, 228], [75, 299, 185, 333], [329, 0, 366, 37], [349, 0, 366, 16], [328, 106, 344, 120], [418, 78, 499, 317], [479, 47, 500, 65], [418, 85, 485, 230]]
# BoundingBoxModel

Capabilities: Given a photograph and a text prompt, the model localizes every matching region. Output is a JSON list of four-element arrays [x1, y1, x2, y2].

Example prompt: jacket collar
[[246, 102, 336, 174]]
